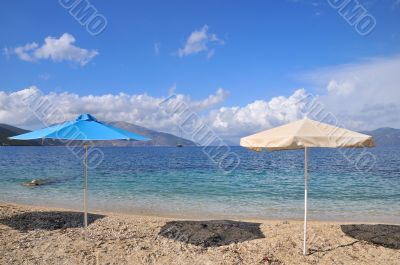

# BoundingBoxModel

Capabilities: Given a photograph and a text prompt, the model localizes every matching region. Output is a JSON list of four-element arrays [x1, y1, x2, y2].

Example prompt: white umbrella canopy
[[240, 118, 375, 255], [240, 118, 374, 151]]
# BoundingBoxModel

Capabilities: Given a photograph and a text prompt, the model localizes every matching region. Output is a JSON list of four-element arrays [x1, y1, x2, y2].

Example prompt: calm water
[[0, 146, 399, 223]]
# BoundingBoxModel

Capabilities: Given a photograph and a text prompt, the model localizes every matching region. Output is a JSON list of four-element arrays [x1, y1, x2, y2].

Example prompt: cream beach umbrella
[[240, 118, 374, 255]]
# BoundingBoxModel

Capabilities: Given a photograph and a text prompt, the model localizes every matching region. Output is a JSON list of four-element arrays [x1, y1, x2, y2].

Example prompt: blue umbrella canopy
[[10, 113, 150, 141]]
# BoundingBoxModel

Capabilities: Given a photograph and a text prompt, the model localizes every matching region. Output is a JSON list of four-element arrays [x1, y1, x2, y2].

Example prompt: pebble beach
[[1, 203, 399, 265]]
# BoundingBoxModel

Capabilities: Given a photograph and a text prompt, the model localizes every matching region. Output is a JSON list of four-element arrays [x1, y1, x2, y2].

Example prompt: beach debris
[[260, 255, 283, 264], [21, 176, 76, 187], [261, 256, 270, 263], [22, 179, 48, 187]]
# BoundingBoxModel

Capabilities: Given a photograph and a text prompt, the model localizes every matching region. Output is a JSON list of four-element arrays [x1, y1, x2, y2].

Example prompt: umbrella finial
[[76, 114, 97, 122]]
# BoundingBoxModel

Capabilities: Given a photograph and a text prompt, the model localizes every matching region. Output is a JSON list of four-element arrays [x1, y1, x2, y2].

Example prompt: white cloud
[[300, 55, 400, 130], [5, 33, 98, 66], [207, 49, 215, 59], [326, 80, 355, 95], [154, 42, 160, 56], [39, 73, 50, 81], [191, 88, 229, 110], [0, 87, 45, 128], [13, 42, 39, 61], [178, 25, 224, 58], [206, 89, 309, 141], [167, 83, 176, 96], [0, 86, 229, 133], [0, 86, 307, 143], [3, 47, 10, 58]]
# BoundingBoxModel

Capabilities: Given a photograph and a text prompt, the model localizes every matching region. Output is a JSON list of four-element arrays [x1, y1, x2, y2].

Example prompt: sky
[[0, 0, 399, 142]]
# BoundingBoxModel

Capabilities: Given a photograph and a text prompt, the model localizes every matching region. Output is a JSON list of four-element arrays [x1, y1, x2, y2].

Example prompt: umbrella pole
[[84, 143, 88, 239], [303, 146, 308, 256]]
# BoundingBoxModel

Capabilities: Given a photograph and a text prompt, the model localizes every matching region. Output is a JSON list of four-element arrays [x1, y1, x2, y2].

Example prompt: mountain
[[0, 124, 40, 146], [363, 128, 400, 147], [96, 121, 196, 146], [0, 122, 196, 147]]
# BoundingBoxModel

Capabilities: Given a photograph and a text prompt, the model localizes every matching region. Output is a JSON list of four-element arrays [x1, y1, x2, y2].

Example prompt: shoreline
[[2, 201, 399, 225]]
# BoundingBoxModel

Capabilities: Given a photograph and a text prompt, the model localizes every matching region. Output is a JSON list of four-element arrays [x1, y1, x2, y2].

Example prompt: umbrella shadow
[[158, 220, 265, 247], [341, 224, 400, 250], [0, 211, 105, 231]]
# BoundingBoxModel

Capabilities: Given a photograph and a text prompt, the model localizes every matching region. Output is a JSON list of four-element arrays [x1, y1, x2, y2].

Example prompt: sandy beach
[[0, 203, 398, 265]]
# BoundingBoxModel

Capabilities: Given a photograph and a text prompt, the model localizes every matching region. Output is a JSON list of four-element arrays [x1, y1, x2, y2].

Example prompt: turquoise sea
[[0, 146, 399, 223]]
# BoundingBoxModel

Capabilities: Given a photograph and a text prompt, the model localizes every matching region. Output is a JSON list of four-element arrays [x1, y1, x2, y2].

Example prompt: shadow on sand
[[158, 220, 265, 247], [0, 211, 105, 231], [341, 224, 400, 250]]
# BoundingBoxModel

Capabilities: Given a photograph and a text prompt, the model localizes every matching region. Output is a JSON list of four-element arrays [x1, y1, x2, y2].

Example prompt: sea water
[[0, 146, 399, 223]]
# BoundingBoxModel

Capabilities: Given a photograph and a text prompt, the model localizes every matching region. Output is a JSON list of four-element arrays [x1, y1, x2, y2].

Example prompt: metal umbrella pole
[[84, 143, 88, 239], [303, 146, 308, 256]]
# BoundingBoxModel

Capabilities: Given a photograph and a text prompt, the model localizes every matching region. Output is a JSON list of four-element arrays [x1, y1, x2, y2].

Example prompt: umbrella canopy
[[10, 113, 150, 238], [240, 118, 374, 255], [10, 113, 149, 141], [240, 118, 374, 151]]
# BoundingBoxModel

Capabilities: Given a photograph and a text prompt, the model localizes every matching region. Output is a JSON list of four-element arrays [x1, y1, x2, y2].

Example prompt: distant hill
[[0, 121, 196, 147], [363, 128, 400, 147], [97, 121, 196, 146], [0, 124, 40, 146]]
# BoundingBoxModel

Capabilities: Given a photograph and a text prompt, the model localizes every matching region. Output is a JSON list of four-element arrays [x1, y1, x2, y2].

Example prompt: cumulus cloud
[[178, 25, 224, 58], [206, 89, 309, 141], [13, 43, 39, 61], [191, 88, 229, 110], [5, 33, 98, 66], [0, 88, 46, 128], [0, 86, 310, 143], [0, 86, 228, 133], [300, 55, 400, 130]]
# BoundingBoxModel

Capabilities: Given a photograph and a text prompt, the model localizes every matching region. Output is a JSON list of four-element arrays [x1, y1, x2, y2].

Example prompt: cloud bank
[[0, 87, 229, 133], [0, 87, 306, 142], [4, 33, 98, 66]]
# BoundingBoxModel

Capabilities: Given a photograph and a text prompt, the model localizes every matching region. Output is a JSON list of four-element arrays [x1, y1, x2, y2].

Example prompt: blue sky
[[0, 0, 400, 140]]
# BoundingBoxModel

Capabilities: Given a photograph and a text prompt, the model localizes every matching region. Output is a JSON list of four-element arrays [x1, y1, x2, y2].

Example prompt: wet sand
[[0, 203, 399, 264]]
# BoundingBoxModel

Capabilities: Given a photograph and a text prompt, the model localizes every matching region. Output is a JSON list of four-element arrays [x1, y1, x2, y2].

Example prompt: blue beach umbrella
[[10, 114, 150, 235]]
